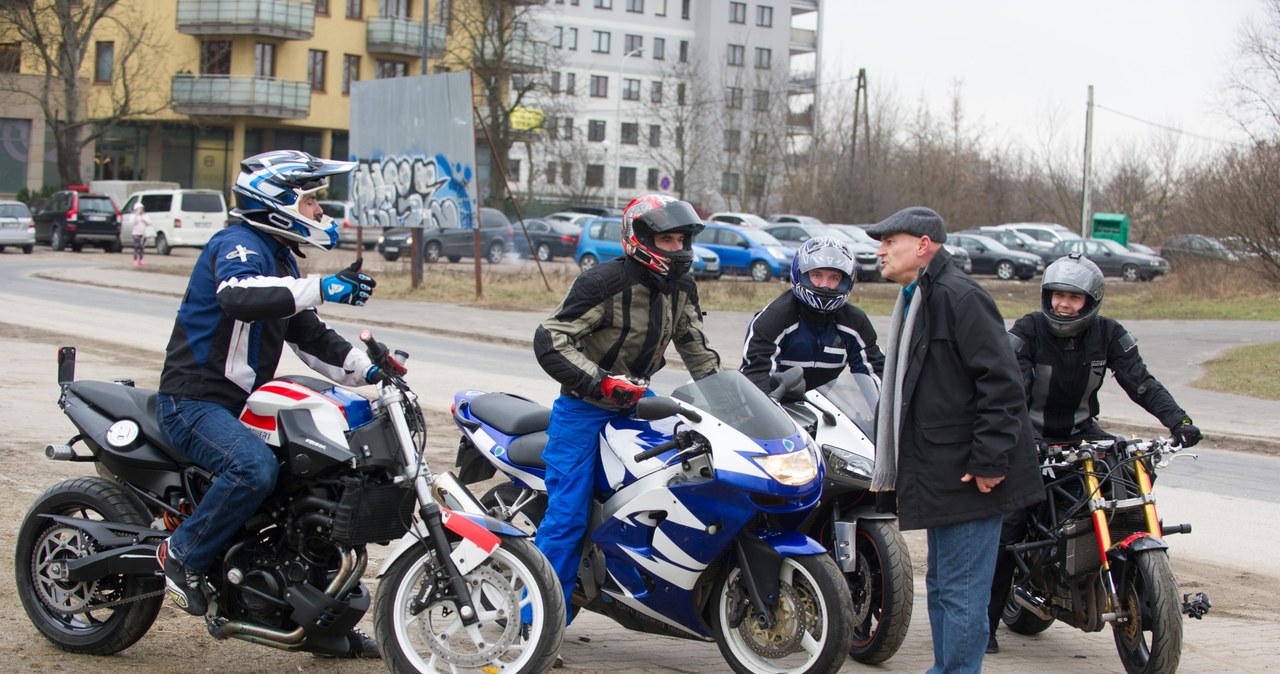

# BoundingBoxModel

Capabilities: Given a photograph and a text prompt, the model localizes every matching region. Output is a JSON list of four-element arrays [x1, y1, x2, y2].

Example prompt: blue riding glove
[[322, 259, 376, 306]]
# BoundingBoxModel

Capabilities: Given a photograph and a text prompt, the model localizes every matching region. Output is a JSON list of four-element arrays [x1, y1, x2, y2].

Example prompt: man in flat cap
[[865, 206, 1042, 674]]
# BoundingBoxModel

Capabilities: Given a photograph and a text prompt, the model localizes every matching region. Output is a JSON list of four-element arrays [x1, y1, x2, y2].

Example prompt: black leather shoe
[[986, 633, 1000, 654], [346, 627, 381, 659]]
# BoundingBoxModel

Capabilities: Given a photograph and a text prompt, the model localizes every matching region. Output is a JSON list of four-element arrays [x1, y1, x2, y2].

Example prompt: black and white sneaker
[[346, 627, 381, 659], [156, 541, 207, 616]]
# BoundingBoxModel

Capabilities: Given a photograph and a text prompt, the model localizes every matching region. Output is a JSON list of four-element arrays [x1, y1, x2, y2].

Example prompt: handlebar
[[360, 329, 409, 383], [633, 438, 680, 462], [1041, 437, 1193, 469]]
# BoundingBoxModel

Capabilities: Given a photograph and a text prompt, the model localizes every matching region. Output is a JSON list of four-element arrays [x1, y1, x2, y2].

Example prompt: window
[[675, 125, 684, 148], [561, 162, 572, 184], [346, 0, 362, 19], [254, 43, 275, 77], [94, 41, 113, 82], [308, 50, 327, 91], [566, 27, 578, 50], [727, 44, 744, 67], [376, 59, 407, 78], [619, 166, 636, 189], [677, 82, 686, 105], [565, 72, 576, 95], [751, 131, 767, 150], [316, 0, 329, 14], [0, 43, 19, 73], [681, 0, 689, 20], [202, 40, 231, 74], [721, 172, 739, 193], [545, 115, 559, 139], [621, 122, 639, 144], [757, 5, 773, 27], [649, 124, 661, 147], [342, 54, 360, 94], [729, 2, 746, 23], [626, 0, 643, 12], [650, 81, 662, 103], [509, 159, 521, 182], [593, 30, 611, 53], [622, 78, 640, 100], [437, 0, 452, 33], [647, 168, 659, 190], [588, 119, 606, 141], [753, 89, 769, 111], [726, 87, 742, 109], [562, 117, 574, 139], [679, 40, 688, 62], [624, 34, 643, 55], [586, 164, 605, 188], [655, 0, 667, 16], [551, 71, 561, 93], [381, 0, 409, 17], [755, 47, 771, 69], [546, 162, 558, 185], [594, 0, 613, 8], [590, 75, 608, 97], [552, 26, 563, 48], [724, 129, 741, 153], [652, 37, 665, 60]]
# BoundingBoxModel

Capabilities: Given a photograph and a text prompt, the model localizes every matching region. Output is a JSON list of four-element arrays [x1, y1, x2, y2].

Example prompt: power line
[[1092, 103, 1251, 148]]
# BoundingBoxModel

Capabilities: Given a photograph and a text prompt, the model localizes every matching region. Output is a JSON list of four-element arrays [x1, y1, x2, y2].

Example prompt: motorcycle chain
[[46, 588, 166, 615]]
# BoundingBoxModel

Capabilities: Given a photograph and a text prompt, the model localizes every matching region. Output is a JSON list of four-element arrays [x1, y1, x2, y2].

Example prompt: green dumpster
[[1092, 213, 1130, 246]]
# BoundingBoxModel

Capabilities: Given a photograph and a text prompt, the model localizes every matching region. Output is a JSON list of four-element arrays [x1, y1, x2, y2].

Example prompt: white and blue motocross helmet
[[790, 236, 856, 312], [231, 150, 356, 250]]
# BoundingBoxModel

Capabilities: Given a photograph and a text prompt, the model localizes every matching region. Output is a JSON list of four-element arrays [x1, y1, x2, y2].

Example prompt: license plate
[[0, 222, 18, 229], [383, 247, 399, 254], [194, 222, 212, 228]]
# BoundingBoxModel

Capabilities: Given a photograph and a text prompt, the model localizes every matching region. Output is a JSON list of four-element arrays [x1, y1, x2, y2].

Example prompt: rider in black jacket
[[986, 253, 1201, 654]]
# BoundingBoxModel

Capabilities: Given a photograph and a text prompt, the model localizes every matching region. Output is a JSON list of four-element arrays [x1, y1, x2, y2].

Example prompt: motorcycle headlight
[[823, 444, 875, 481], [754, 444, 819, 486]]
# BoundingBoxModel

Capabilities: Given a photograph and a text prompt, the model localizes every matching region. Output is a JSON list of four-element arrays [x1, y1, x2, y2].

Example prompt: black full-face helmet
[[790, 236, 856, 312], [231, 149, 357, 250], [1041, 253, 1105, 337], [621, 194, 705, 280]]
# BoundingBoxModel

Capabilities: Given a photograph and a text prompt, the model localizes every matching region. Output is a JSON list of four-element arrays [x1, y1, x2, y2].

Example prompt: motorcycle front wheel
[[846, 520, 913, 664], [711, 553, 854, 674], [1112, 551, 1183, 674], [14, 476, 164, 655], [374, 534, 565, 674]]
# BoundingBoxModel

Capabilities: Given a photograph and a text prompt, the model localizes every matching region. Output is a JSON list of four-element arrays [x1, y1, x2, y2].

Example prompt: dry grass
[[1193, 342, 1280, 400]]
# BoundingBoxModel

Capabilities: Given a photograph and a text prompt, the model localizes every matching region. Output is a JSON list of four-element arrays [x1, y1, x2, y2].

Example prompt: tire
[[712, 553, 853, 674], [51, 226, 66, 251], [1112, 551, 1183, 674], [104, 238, 122, 253], [15, 476, 163, 655], [846, 520, 913, 664], [1122, 264, 1140, 282], [995, 260, 1016, 280], [72, 243, 84, 253], [447, 256, 462, 263], [535, 243, 552, 262], [749, 260, 772, 282], [424, 241, 442, 263], [486, 242, 505, 265], [1002, 577, 1055, 635], [374, 535, 565, 674], [382, 251, 400, 262], [579, 253, 598, 271], [155, 233, 171, 256], [23, 244, 34, 254]]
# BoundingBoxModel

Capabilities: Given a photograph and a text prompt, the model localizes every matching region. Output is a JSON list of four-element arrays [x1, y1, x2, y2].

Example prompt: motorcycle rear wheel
[[15, 476, 164, 655], [481, 483, 547, 536], [1113, 551, 1183, 674], [374, 534, 565, 674], [846, 520, 913, 664]]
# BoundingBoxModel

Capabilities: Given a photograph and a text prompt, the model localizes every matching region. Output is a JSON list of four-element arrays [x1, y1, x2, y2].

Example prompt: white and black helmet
[[231, 149, 356, 250], [1041, 253, 1105, 337], [790, 236, 856, 312]]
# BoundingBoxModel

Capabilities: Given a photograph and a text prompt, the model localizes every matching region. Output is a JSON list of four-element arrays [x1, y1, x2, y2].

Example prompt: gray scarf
[[870, 287, 923, 492]]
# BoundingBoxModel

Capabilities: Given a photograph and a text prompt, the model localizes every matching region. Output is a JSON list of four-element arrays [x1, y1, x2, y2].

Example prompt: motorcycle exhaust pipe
[[1012, 587, 1054, 621], [45, 444, 75, 461]]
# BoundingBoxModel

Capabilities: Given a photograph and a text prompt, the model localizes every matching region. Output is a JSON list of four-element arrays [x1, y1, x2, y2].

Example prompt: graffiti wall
[[348, 72, 477, 232]]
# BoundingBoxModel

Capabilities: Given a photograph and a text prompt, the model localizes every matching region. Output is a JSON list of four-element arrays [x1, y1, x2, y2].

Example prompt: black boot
[[986, 632, 1000, 654], [346, 627, 381, 659]]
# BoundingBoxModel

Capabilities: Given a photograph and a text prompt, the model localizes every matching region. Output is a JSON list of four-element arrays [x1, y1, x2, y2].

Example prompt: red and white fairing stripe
[[239, 379, 350, 449], [441, 509, 502, 575]]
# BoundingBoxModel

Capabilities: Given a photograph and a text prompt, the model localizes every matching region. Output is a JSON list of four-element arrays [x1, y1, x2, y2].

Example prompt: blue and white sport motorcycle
[[452, 370, 854, 674]]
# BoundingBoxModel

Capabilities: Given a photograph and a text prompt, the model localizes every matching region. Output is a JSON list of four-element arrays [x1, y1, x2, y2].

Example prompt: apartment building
[[512, 0, 820, 213]]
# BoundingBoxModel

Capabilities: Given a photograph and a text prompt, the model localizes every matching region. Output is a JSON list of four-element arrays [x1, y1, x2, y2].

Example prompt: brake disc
[[419, 564, 522, 667], [737, 583, 808, 658]]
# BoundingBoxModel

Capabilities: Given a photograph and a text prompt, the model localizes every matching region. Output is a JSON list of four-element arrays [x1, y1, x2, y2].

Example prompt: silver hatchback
[[0, 200, 35, 254]]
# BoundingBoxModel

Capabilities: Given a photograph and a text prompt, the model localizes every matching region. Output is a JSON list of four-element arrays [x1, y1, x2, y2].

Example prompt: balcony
[[476, 38, 548, 73], [788, 70, 816, 93], [789, 27, 817, 54], [367, 17, 434, 58], [787, 109, 814, 134], [790, 0, 818, 14], [176, 0, 315, 40], [172, 74, 311, 119]]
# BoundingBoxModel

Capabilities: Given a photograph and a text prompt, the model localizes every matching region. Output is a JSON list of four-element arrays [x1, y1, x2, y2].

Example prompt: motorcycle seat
[[468, 393, 551, 436], [507, 431, 549, 470], [68, 381, 190, 464]]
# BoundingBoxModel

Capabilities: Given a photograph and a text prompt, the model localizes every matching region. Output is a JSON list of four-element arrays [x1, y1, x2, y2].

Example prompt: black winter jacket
[[890, 251, 1044, 530]]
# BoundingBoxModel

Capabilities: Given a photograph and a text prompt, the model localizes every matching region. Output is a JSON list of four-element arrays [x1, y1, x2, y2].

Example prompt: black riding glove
[[1170, 418, 1202, 448]]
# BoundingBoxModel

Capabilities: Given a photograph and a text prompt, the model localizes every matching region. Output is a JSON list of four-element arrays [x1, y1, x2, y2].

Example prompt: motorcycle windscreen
[[670, 370, 796, 440], [814, 372, 879, 442]]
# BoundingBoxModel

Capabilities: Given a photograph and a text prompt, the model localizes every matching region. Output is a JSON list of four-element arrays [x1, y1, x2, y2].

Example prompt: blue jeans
[[156, 394, 279, 572], [926, 513, 1003, 674], [535, 394, 627, 623]]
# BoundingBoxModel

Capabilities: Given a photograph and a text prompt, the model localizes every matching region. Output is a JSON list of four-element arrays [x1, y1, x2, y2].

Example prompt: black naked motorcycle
[[1001, 437, 1211, 674], [15, 331, 564, 673]]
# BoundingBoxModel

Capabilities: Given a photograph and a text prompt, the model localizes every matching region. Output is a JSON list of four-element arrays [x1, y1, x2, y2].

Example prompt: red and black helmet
[[621, 195, 704, 279]]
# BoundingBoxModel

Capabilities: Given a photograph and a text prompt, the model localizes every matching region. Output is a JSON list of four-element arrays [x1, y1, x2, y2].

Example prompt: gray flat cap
[[864, 206, 947, 243]]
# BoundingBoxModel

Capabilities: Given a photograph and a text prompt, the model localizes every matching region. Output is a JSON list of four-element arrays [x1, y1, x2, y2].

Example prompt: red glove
[[599, 375, 647, 408]]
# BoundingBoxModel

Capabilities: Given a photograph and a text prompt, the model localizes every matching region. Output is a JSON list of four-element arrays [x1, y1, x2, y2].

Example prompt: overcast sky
[[818, 0, 1266, 156]]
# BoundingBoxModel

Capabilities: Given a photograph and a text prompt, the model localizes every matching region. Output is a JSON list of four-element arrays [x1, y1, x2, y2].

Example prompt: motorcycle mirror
[[634, 396, 682, 421], [768, 367, 806, 402]]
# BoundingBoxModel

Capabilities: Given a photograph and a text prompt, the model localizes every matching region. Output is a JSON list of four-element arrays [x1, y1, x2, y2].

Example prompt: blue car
[[575, 217, 720, 279], [699, 223, 795, 281]]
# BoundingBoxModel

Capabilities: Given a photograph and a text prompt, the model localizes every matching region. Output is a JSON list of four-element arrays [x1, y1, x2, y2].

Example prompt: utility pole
[[1080, 85, 1094, 239], [849, 68, 871, 217]]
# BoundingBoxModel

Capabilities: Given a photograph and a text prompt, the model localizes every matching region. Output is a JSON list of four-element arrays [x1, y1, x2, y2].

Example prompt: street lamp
[[613, 46, 644, 209]]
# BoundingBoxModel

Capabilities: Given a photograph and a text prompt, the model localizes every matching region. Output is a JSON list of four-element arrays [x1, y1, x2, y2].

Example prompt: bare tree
[[642, 56, 716, 206], [0, 0, 166, 186]]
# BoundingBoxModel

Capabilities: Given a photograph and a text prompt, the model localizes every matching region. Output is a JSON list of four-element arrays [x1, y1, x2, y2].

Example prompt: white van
[[121, 189, 227, 254]]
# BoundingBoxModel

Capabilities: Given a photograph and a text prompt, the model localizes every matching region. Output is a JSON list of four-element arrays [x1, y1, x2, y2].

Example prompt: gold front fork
[[1131, 450, 1162, 537], [1082, 456, 1123, 616]]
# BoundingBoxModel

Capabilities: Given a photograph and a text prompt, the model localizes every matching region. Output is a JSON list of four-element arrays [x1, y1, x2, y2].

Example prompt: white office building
[[511, 0, 821, 214]]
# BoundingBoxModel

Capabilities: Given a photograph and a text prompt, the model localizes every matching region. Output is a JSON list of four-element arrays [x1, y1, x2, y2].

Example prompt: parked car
[[319, 200, 382, 250], [1045, 238, 1169, 281], [573, 217, 719, 279], [993, 222, 1082, 249], [512, 218, 582, 261], [698, 223, 795, 281], [764, 223, 880, 281], [1160, 233, 1237, 263], [377, 206, 513, 263], [947, 233, 1044, 280], [708, 212, 771, 228], [966, 226, 1056, 261], [544, 211, 597, 228], [32, 189, 122, 252], [122, 189, 226, 254], [943, 242, 973, 274], [0, 200, 36, 254], [766, 214, 824, 225], [566, 205, 622, 218], [1127, 242, 1160, 256]]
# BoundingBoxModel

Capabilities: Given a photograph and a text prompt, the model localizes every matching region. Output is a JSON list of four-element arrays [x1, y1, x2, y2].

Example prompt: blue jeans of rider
[[925, 513, 1002, 674], [156, 394, 280, 573], [536, 394, 627, 623]]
